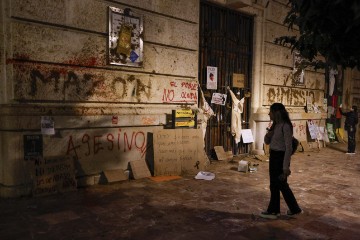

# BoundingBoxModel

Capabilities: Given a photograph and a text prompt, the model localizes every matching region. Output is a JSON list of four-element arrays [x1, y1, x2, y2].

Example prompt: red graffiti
[[162, 89, 175, 102], [181, 92, 197, 100], [66, 129, 147, 159], [181, 82, 197, 90]]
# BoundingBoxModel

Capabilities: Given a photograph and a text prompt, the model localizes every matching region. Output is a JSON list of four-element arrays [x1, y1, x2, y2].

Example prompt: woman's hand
[[265, 130, 274, 138], [279, 169, 291, 181], [264, 130, 273, 144], [283, 169, 291, 176]]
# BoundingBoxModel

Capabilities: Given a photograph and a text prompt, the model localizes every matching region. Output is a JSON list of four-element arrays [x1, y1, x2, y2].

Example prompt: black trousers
[[266, 150, 301, 214], [347, 127, 356, 153]]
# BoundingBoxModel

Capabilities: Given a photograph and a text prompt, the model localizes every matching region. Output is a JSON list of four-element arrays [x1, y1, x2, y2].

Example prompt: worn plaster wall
[[238, 0, 327, 152], [0, 0, 200, 197]]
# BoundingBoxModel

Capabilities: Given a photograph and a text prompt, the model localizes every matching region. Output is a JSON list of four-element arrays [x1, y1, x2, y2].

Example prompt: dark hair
[[270, 103, 293, 132]]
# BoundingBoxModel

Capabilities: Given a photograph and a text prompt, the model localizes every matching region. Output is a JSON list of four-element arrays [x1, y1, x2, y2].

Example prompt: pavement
[[1, 142, 359, 240]]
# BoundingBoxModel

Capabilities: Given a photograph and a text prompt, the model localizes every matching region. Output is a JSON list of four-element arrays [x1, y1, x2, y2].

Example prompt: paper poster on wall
[[206, 66, 218, 90], [24, 135, 43, 161], [211, 93, 227, 105], [323, 130, 330, 142], [306, 96, 313, 112], [317, 126, 324, 140], [307, 120, 319, 140], [326, 123, 335, 140], [41, 116, 55, 135], [323, 98, 328, 110], [293, 51, 305, 85], [241, 129, 254, 143]]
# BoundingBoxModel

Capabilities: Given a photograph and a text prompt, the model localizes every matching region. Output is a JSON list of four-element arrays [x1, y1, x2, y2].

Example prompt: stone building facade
[[0, 0, 359, 197]]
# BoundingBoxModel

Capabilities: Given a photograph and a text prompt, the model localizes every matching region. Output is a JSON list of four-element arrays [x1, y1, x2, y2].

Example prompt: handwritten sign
[[211, 93, 227, 105], [307, 120, 319, 140], [232, 73, 245, 88], [153, 129, 205, 176], [241, 129, 254, 143], [32, 156, 76, 196]]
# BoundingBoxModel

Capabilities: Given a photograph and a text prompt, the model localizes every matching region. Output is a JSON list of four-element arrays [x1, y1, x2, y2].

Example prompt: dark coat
[[339, 108, 358, 130]]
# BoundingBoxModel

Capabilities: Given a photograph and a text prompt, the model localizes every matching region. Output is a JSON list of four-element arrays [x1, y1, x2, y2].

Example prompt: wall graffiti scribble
[[66, 129, 148, 160], [30, 69, 61, 96], [264, 86, 323, 107], [14, 65, 197, 104], [162, 80, 197, 103]]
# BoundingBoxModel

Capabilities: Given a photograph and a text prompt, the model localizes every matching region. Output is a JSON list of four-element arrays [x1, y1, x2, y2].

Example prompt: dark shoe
[[260, 211, 280, 219], [286, 209, 303, 216]]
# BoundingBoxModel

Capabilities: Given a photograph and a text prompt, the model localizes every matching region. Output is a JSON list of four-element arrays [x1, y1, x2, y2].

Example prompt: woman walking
[[260, 103, 302, 219]]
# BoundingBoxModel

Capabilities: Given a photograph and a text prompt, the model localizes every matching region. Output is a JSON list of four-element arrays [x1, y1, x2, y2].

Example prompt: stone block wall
[[251, 0, 326, 150], [0, 0, 200, 197]]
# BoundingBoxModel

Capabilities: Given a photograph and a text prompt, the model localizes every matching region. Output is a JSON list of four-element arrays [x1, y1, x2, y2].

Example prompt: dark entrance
[[199, 0, 254, 157]]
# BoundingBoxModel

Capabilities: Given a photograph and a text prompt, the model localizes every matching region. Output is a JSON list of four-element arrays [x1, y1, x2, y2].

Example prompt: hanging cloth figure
[[329, 68, 338, 96], [227, 87, 245, 144], [198, 86, 215, 140]]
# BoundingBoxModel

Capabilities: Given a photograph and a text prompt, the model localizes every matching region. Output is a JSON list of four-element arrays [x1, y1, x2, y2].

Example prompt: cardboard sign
[[130, 160, 151, 179], [33, 156, 76, 196], [214, 146, 233, 161], [232, 73, 245, 88], [103, 169, 128, 183], [300, 141, 310, 152], [153, 129, 205, 176]]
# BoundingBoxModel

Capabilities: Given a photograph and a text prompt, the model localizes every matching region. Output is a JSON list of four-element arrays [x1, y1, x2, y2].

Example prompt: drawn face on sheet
[[209, 73, 214, 81]]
